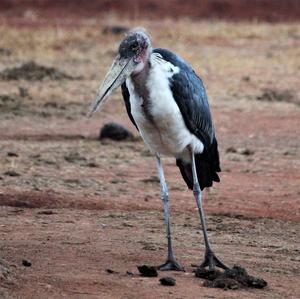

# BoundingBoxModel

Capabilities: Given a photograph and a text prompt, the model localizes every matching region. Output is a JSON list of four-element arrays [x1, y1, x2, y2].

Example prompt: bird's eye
[[130, 42, 139, 51]]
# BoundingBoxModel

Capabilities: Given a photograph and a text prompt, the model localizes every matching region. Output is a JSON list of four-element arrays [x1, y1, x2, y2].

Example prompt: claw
[[200, 250, 228, 270], [157, 259, 185, 271]]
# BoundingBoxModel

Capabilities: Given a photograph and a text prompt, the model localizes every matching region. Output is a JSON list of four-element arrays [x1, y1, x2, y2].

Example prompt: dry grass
[[1, 19, 299, 109], [0, 18, 299, 199]]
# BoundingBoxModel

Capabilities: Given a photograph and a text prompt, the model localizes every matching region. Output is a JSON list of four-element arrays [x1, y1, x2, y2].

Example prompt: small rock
[[64, 152, 86, 163], [160, 276, 176, 286], [226, 146, 237, 153], [137, 265, 158, 277], [141, 176, 160, 184], [242, 76, 250, 82], [141, 242, 156, 251], [44, 101, 58, 108], [126, 271, 134, 276], [37, 210, 55, 215], [0, 48, 12, 56], [7, 152, 19, 157], [86, 162, 98, 168], [105, 268, 117, 274], [4, 170, 20, 177], [22, 259, 32, 267], [99, 123, 134, 141], [239, 148, 255, 156], [19, 87, 29, 97]]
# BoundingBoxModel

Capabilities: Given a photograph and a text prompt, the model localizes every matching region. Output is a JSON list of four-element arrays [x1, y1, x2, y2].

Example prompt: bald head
[[118, 30, 152, 62]]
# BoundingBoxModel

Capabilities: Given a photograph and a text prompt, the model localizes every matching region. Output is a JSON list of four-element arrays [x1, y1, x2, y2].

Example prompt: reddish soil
[[0, 19, 299, 299]]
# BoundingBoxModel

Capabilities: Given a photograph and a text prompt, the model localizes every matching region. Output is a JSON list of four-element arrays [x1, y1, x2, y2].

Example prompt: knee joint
[[161, 190, 169, 202], [193, 183, 201, 195]]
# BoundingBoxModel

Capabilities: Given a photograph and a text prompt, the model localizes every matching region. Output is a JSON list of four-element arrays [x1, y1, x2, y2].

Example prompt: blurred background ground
[[1, 0, 300, 22], [0, 1, 299, 299]]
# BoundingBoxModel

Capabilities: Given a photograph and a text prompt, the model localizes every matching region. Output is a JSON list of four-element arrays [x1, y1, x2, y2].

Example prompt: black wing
[[153, 48, 214, 148], [121, 82, 138, 131], [153, 48, 220, 190]]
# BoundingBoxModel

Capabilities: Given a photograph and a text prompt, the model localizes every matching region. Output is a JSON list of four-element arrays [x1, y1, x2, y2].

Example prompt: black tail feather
[[176, 138, 221, 191]]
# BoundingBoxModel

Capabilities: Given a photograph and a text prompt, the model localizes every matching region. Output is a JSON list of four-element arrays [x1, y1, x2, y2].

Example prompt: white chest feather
[[126, 53, 203, 158]]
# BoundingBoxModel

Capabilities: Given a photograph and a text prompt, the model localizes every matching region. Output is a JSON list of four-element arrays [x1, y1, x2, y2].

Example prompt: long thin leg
[[190, 151, 228, 270], [155, 154, 184, 271]]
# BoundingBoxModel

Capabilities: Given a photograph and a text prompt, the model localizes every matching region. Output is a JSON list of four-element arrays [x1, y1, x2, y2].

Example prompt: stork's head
[[89, 29, 151, 115]]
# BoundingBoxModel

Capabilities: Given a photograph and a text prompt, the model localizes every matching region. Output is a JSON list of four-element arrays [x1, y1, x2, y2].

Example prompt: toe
[[158, 260, 185, 272]]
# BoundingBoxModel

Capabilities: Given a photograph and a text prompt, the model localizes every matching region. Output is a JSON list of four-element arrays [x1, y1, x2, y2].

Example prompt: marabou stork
[[89, 29, 227, 271]]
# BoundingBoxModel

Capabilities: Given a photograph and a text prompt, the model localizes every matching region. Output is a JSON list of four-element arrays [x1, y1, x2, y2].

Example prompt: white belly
[[126, 54, 203, 158]]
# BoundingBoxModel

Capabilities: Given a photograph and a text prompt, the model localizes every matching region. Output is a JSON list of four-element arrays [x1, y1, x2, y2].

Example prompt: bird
[[89, 29, 228, 271]]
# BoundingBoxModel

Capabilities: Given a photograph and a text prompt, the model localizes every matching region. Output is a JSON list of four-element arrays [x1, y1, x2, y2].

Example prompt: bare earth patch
[[0, 61, 78, 81], [0, 18, 299, 299]]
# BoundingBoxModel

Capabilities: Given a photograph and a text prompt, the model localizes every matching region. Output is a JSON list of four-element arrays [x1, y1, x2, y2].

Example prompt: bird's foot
[[157, 258, 185, 272], [200, 250, 228, 270]]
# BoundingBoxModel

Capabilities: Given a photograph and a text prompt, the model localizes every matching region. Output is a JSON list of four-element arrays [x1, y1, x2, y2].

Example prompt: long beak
[[88, 55, 136, 117]]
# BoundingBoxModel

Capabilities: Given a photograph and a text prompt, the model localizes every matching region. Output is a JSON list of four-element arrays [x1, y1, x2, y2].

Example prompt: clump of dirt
[[0, 61, 78, 81], [0, 47, 11, 56], [257, 89, 298, 106], [160, 276, 176, 286], [226, 147, 255, 156], [194, 265, 267, 290], [4, 170, 21, 177], [7, 152, 19, 157], [141, 176, 160, 184], [0, 94, 15, 106], [195, 267, 222, 280], [102, 25, 129, 35], [137, 265, 158, 277], [239, 148, 255, 156], [18, 86, 29, 97], [226, 146, 238, 153], [64, 152, 87, 163], [22, 259, 32, 267], [0, 93, 29, 116], [37, 210, 56, 215], [105, 268, 118, 274], [99, 123, 134, 141]]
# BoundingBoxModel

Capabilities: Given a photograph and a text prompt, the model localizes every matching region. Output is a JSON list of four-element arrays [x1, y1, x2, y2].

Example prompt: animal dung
[[194, 265, 267, 290], [22, 259, 32, 267], [194, 267, 222, 280], [99, 122, 134, 141], [105, 268, 118, 274], [137, 265, 158, 277], [160, 276, 176, 286]]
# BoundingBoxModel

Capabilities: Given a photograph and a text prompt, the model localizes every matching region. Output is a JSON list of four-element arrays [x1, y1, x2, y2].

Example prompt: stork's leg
[[190, 151, 228, 270], [155, 155, 184, 271]]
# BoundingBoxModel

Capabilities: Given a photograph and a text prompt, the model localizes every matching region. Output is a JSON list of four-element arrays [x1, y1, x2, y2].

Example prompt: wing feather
[[121, 82, 139, 130], [153, 48, 214, 149], [153, 48, 221, 190]]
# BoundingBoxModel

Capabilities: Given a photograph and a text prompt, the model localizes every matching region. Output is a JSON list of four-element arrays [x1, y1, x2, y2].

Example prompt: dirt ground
[[0, 15, 299, 299]]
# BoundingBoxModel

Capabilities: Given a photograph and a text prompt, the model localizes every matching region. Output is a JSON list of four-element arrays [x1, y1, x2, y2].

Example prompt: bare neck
[[131, 60, 150, 100]]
